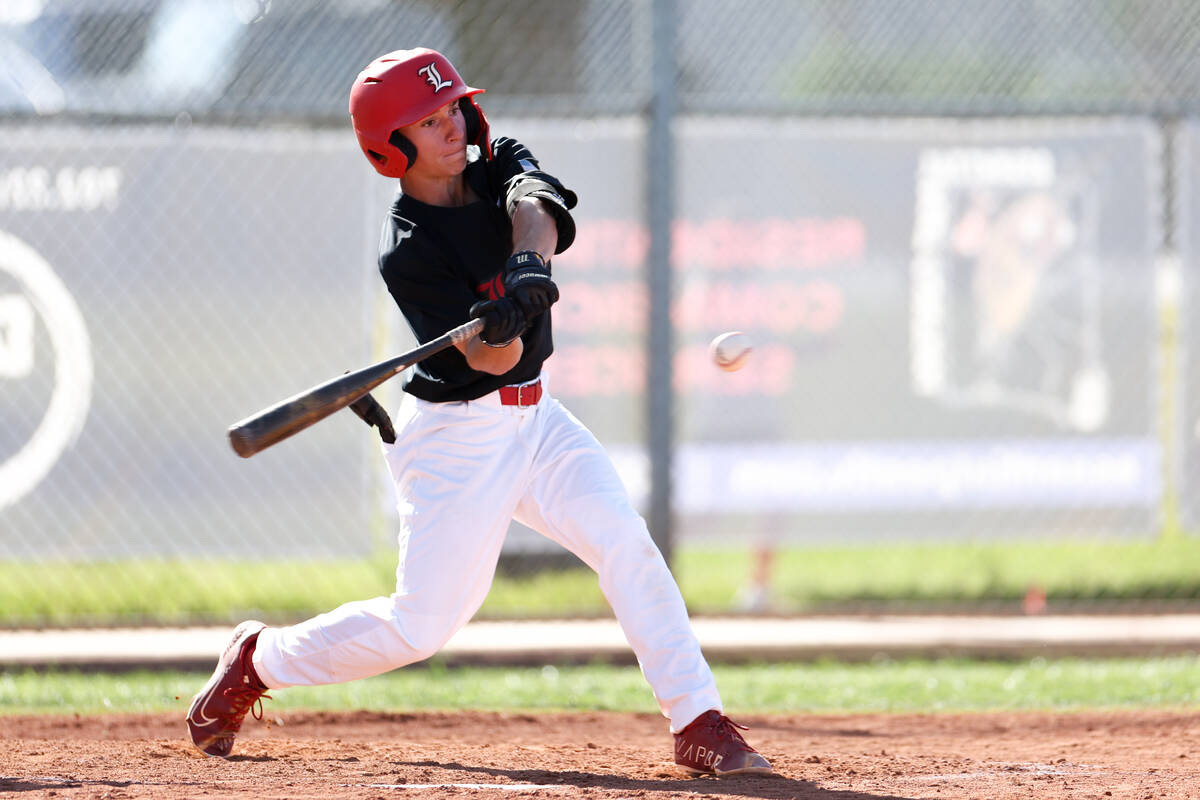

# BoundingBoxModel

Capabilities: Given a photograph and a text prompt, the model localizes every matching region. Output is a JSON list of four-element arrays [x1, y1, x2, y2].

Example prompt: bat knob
[[228, 426, 257, 459]]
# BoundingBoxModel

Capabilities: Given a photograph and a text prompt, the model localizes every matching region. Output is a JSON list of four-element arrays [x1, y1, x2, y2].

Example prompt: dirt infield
[[2, 709, 1197, 798]]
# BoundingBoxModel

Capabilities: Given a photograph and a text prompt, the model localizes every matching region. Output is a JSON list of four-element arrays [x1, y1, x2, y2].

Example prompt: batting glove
[[503, 250, 558, 319], [347, 391, 396, 444], [470, 297, 528, 347]]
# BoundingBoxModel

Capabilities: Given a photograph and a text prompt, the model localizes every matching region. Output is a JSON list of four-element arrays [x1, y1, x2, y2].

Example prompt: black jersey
[[378, 137, 576, 403]]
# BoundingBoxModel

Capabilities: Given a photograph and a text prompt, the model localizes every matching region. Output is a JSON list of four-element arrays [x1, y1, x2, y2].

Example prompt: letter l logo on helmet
[[418, 63, 452, 92]]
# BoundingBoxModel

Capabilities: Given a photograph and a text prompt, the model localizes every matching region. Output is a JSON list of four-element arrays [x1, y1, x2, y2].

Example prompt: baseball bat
[[228, 317, 484, 458]]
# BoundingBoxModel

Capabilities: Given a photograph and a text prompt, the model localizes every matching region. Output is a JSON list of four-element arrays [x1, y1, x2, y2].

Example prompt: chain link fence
[[3, 0, 1199, 625]]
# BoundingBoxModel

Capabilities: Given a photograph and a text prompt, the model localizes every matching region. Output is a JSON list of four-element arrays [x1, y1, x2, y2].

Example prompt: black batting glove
[[347, 391, 396, 444], [503, 250, 558, 319], [470, 297, 528, 347]]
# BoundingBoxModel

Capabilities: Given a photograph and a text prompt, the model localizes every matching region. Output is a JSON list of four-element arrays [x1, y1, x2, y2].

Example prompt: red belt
[[498, 380, 542, 407]]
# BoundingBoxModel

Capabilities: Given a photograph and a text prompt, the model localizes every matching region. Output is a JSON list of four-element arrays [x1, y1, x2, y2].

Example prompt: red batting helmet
[[349, 48, 491, 179]]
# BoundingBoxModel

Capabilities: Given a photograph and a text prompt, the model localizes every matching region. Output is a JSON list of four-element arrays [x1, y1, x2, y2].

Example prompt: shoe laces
[[221, 684, 271, 733], [708, 714, 752, 750]]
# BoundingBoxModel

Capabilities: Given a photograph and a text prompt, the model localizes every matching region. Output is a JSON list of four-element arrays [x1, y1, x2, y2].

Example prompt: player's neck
[[400, 174, 477, 208]]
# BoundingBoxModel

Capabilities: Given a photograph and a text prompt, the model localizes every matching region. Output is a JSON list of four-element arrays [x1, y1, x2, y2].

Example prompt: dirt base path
[[2, 709, 1197, 798]]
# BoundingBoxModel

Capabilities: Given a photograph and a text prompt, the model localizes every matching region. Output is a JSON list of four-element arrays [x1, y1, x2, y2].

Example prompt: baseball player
[[187, 47, 772, 778]]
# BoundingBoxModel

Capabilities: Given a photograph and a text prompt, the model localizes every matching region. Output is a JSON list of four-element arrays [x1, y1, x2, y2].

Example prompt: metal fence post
[[647, 0, 676, 564]]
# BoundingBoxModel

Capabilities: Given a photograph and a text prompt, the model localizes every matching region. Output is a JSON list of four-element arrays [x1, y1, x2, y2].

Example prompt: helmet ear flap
[[459, 97, 492, 161], [387, 129, 418, 175]]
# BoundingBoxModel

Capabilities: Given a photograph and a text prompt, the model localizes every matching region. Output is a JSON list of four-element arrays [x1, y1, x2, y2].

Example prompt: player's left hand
[[503, 250, 559, 319], [470, 297, 528, 347]]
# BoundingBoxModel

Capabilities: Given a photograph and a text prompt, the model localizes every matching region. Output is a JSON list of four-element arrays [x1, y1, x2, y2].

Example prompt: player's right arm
[[483, 138, 577, 324]]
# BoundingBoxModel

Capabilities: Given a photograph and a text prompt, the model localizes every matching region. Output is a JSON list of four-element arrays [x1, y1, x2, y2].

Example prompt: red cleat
[[185, 620, 270, 758], [674, 710, 774, 776]]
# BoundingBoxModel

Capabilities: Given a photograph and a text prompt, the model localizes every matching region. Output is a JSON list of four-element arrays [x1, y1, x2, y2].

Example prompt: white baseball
[[709, 331, 753, 372]]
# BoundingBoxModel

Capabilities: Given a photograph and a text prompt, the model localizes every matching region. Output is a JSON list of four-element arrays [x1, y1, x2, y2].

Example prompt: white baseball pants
[[252, 378, 722, 732]]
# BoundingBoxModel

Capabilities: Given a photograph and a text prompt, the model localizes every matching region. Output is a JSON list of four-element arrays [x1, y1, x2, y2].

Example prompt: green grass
[[2, 537, 1200, 628], [678, 537, 1200, 613], [0, 556, 610, 627], [3, 656, 1199, 716]]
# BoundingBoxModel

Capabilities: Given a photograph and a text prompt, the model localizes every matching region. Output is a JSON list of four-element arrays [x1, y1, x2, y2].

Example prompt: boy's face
[[400, 99, 468, 179]]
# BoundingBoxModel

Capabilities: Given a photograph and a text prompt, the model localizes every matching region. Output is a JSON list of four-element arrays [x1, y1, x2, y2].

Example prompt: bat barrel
[[226, 317, 483, 458], [228, 397, 335, 458], [228, 385, 369, 458]]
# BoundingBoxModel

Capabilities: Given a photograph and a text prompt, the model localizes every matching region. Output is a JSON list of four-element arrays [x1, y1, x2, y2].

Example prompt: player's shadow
[[395, 759, 920, 799], [0, 778, 133, 793]]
